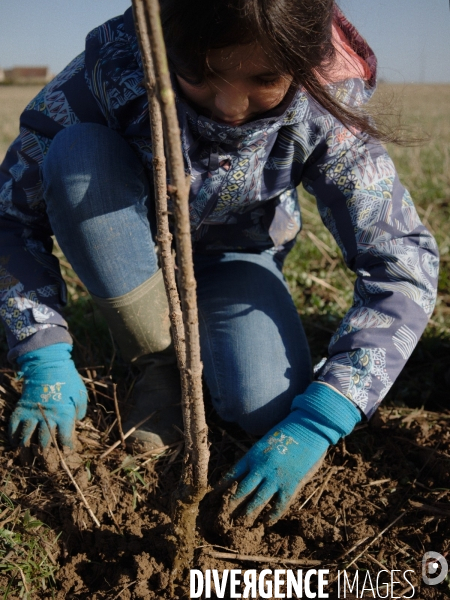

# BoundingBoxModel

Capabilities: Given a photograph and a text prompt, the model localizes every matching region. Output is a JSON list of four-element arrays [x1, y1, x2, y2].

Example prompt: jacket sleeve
[[0, 52, 107, 362], [302, 115, 439, 419]]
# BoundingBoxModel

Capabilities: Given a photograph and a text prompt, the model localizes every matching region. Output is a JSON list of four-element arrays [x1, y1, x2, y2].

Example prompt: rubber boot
[[91, 270, 183, 451]]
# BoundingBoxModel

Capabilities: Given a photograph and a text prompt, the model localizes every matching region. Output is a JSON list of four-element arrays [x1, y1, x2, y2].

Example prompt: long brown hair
[[160, 0, 397, 142]]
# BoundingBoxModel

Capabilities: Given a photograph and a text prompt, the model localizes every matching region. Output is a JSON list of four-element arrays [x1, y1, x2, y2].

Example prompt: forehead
[[206, 44, 275, 75]]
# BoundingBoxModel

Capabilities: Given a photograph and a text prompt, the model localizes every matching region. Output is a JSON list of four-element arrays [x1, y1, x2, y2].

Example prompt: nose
[[214, 82, 249, 120]]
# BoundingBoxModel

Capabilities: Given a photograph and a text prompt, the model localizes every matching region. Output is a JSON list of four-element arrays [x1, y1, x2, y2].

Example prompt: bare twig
[[298, 484, 322, 510], [308, 273, 341, 294], [408, 500, 450, 517], [99, 412, 155, 459], [37, 404, 101, 527], [132, 0, 210, 582], [131, 0, 186, 379], [140, 0, 209, 496], [111, 580, 137, 600], [43, 544, 58, 566], [78, 381, 115, 403], [342, 506, 348, 542], [8, 562, 30, 595], [195, 544, 237, 553], [341, 512, 406, 573], [78, 435, 103, 449], [205, 550, 322, 566], [79, 376, 109, 388], [306, 230, 337, 265], [86, 368, 98, 406], [362, 478, 391, 487], [296, 465, 341, 510], [102, 418, 118, 441], [0, 506, 21, 528], [112, 384, 126, 449], [312, 466, 336, 506], [136, 441, 182, 459], [161, 441, 184, 475], [365, 498, 383, 512], [337, 536, 371, 561], [140, 443, 183, 467], [365, 552, 387, 571]]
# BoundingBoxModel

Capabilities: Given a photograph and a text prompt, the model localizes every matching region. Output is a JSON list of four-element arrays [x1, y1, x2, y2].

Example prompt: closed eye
[[255, 76, 284, 87], [177, 73, 206, 87]]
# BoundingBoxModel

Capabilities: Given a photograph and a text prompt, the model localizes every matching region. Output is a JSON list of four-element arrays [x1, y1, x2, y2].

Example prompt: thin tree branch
[[38, 404, 101, 527], [112, 383, 126, 449], [99, 412, 156, 459], [132, 0, 188, 390], [140, 0, 209, 496], [338, 512, 406, 577], [205, 550, 322, 566], [132, 0, 210, 583]]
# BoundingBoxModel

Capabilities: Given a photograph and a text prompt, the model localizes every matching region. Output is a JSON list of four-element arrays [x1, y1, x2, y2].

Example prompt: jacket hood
[[329, 6, 377, 89]]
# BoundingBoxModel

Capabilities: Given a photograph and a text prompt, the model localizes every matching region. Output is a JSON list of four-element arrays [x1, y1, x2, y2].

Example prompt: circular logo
[[422, 552, 448, 586]]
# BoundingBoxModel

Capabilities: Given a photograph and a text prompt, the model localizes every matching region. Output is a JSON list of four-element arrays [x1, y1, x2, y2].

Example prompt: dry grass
[[0, 86, 42, 157]]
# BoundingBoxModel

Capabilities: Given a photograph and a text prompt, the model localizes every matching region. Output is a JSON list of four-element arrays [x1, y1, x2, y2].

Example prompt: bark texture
[[131, 0, 210, 583]]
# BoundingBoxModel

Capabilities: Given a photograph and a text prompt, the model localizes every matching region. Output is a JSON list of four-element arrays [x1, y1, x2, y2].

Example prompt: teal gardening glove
[[9, 343, 88, 448], [222, 382, 361, 524]]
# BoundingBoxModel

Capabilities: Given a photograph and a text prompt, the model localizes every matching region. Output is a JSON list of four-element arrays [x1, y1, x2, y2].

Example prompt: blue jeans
[[43, 123, 312, 435]]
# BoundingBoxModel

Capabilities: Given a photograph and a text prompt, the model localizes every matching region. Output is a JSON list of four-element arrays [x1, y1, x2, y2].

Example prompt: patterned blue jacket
[[0, 8, 439, 418]]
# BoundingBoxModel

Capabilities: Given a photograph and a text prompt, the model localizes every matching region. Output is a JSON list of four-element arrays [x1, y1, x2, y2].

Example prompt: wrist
[[17, 343, 73, 368], [287, 381, 361, 444]]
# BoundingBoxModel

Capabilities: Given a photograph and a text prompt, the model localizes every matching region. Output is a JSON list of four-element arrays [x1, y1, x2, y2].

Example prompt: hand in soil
[[9, 343, 87, 448], [220, 382, 361, 525]]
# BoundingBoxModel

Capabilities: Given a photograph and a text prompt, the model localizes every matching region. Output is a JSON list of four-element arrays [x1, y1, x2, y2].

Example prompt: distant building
[[3, 66, 53, 85]]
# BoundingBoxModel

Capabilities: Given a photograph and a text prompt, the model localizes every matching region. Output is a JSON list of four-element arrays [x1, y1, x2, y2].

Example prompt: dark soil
[[1, 365, 449, 599]]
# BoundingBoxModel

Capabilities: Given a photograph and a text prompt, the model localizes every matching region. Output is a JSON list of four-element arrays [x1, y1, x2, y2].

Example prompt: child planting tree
[[0, 0, 439, 526]]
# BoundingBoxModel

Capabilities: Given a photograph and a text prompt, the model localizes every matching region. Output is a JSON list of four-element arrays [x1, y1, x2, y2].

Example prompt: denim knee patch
[[43, 123, 158, 298], [196, 252, 312, 435]]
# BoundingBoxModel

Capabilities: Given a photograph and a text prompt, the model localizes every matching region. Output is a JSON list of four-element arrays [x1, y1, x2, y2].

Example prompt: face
[[176, 44, 293, 127]]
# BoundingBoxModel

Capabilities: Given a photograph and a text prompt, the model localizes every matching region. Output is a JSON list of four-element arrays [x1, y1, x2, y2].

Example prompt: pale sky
[[1, 1, 449, 83]]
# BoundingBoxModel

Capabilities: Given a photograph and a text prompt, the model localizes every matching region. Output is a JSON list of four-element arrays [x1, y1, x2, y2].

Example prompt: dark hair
[[160, 0, 397, 142]]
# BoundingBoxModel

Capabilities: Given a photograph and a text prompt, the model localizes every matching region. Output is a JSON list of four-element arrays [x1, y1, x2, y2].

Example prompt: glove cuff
[[17, 343, 73, 371], [289, 381, 361, 444]]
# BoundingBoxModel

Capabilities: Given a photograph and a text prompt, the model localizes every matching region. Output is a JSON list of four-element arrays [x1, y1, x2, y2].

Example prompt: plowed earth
[[1, 369, 449, 599]]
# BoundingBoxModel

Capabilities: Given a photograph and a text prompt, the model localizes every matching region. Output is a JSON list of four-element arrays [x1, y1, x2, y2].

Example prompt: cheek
[[252, 87, 289, 111], [177, 78, 213, 108]]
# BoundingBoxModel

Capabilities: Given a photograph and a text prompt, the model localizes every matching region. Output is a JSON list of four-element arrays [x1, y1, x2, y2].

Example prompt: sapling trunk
[[132, 0, 210, 583], [132, 0, 188, 410]]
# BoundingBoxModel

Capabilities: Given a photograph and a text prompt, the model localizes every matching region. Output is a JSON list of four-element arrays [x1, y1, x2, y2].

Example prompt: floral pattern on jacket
[[0, 7, 438, 418]]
